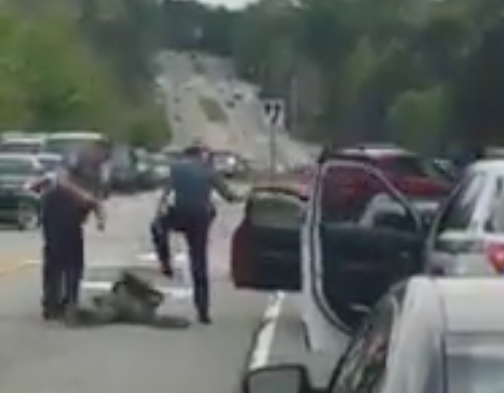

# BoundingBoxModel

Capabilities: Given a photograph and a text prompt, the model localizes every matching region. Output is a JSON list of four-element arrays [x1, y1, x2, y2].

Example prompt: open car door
[[312, 160, 426, 331], [231, 185, 304, 291]]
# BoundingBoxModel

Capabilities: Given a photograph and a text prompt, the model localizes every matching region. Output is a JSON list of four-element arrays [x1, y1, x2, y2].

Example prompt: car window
[[247, 190, 304, 228], [434, 172, 485, 233], [378, 155, 446, 180], [0, 141, 42, 154], [484, 176, 504, 233], [331, 296, 398, 393], [0, 157, 37, 175], [320, 164, 413, 229]]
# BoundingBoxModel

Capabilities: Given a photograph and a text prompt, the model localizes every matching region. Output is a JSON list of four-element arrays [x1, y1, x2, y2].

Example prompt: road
[[0, 51, 306, 393]]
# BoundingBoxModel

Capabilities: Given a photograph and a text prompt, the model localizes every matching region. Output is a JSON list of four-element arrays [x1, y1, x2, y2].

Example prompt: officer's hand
[[94, 203, 106, 231]]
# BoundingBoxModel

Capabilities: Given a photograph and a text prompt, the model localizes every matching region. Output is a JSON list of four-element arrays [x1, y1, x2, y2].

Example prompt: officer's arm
[[156, 177, 172, 213], [211, 171, 239, 202]]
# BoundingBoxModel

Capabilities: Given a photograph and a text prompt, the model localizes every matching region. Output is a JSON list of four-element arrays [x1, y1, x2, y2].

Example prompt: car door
[[230, 185, 305, 291], [311, 160, 424, 331]]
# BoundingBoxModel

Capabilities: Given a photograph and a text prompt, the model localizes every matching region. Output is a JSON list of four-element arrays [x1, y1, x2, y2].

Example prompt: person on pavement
[[150, 143, 240, 324], [40, 141, 108, 324]]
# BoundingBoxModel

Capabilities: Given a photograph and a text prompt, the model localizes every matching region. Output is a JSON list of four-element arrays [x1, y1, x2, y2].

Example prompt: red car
[[321, 145, 453, 198]]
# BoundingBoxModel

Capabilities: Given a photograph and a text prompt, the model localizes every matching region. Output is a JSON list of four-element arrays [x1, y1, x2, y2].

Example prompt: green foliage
[[0, 0, 170, 146], [161, 0, 504, 152], [386, 87, 450, 152]]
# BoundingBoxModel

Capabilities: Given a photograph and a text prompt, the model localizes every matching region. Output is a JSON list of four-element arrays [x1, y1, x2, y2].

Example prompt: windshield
[[38, 157, 61, 172], [44, 138, 95, 157], [446, 334, 504, 393], [0, 157, 37, 175], [379, 155, 449, 181], [0, 141, 42, 154]]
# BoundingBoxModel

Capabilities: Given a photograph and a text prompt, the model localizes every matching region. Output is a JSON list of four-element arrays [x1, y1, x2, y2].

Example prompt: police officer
[[41, 141, 108, 324], [151, 144, 240, 324]]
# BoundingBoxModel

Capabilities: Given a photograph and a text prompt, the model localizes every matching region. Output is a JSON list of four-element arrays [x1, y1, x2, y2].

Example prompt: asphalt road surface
[[0, 51, 314, 393]]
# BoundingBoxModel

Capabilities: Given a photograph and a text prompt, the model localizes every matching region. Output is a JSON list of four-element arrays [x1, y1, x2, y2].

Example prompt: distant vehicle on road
[[0, 153, 45, 230], [209, 150, 250, 178], [242, 277, 504, 393], [0, 136, 46, 154]]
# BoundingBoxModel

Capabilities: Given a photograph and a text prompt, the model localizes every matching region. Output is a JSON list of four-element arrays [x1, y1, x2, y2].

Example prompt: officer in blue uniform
[[40, 142, 107, 324], [151, 144, 239, 324]]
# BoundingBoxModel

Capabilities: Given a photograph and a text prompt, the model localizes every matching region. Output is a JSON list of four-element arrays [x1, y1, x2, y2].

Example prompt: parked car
[[242, 277, 504, 393], [109, 144, 140, 193], [0, 136, 46, 154], [147, 153, 170, 186], [320, 144, 453, 198], [134, 150, 158, 190], [34, 153, 63, 175], [0, 153, 45, 229], [425, 159, 504, 277]]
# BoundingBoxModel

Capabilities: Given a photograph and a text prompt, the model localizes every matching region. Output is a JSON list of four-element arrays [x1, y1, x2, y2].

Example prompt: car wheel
[[16, 202, 39, 231]]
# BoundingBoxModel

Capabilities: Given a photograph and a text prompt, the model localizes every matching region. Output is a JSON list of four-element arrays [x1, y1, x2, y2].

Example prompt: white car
[[425, 159, 504, 276]]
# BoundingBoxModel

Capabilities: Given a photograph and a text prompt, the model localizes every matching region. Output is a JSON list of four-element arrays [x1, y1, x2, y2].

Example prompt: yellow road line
[[0, 259, 38, 277]]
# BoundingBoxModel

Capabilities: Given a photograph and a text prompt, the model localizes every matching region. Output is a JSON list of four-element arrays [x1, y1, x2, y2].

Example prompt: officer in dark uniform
[[151, 144, 240, 324], [40, 141, 108, 324]]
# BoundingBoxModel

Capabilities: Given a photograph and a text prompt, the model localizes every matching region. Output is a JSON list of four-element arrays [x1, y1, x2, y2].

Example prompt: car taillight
[[486, 242, 504, 273]]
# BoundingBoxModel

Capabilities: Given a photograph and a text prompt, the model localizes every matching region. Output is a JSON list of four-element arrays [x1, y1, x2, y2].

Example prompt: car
[[425, 159, 504, 277], [210, 150, 250, 178], [241, 277, 504, 393], [230, 159, 428, 354], [109, 144, 140, 193], [320, 144, 453, 198], [34, 153, 63, 175], [42, 131, 108, 157], [147, 153, 170, 186], [0, 153, 45, 229], [0, 136, 46, 154]]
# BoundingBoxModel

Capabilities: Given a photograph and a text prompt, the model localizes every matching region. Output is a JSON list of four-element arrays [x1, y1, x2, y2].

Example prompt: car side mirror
[[242, 365, 311, 393]]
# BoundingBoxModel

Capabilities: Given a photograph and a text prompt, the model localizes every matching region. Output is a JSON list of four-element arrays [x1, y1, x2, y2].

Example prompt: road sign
[[263, 99, 285, 128]]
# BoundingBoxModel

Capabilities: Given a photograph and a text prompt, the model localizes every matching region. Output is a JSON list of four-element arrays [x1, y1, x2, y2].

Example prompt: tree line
[[0, 0, 168, 146], [156, 0, 504, 155]]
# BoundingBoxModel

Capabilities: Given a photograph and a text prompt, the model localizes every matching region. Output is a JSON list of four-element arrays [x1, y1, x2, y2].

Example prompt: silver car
[[425, 159, 504, 276]]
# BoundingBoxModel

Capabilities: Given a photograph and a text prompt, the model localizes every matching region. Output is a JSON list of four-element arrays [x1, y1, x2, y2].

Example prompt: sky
[[196, 0, 257, 10]]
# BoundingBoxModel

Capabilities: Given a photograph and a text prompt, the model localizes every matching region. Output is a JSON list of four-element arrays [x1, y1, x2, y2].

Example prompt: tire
[[16, 201, 39, 231]]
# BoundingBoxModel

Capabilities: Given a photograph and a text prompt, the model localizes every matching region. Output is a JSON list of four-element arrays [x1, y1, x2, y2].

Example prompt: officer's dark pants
[[41, 190, 85, 314], [151, 208, 213, 316], [42, 231, 84, 312]]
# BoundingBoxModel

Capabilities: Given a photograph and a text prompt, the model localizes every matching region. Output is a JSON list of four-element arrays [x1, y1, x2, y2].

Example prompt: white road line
[[248, 291, 285, 370]]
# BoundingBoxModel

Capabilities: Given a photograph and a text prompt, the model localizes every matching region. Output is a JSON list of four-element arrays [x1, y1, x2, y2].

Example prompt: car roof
[[45, 132, 104, 140], [419, 277, 504, 333], [2, 137, 45, 143], [468, 159, 504, 175], [0, 153, 39, 162], [35, 153, 62, 160], [338, 147, 414, 158]]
